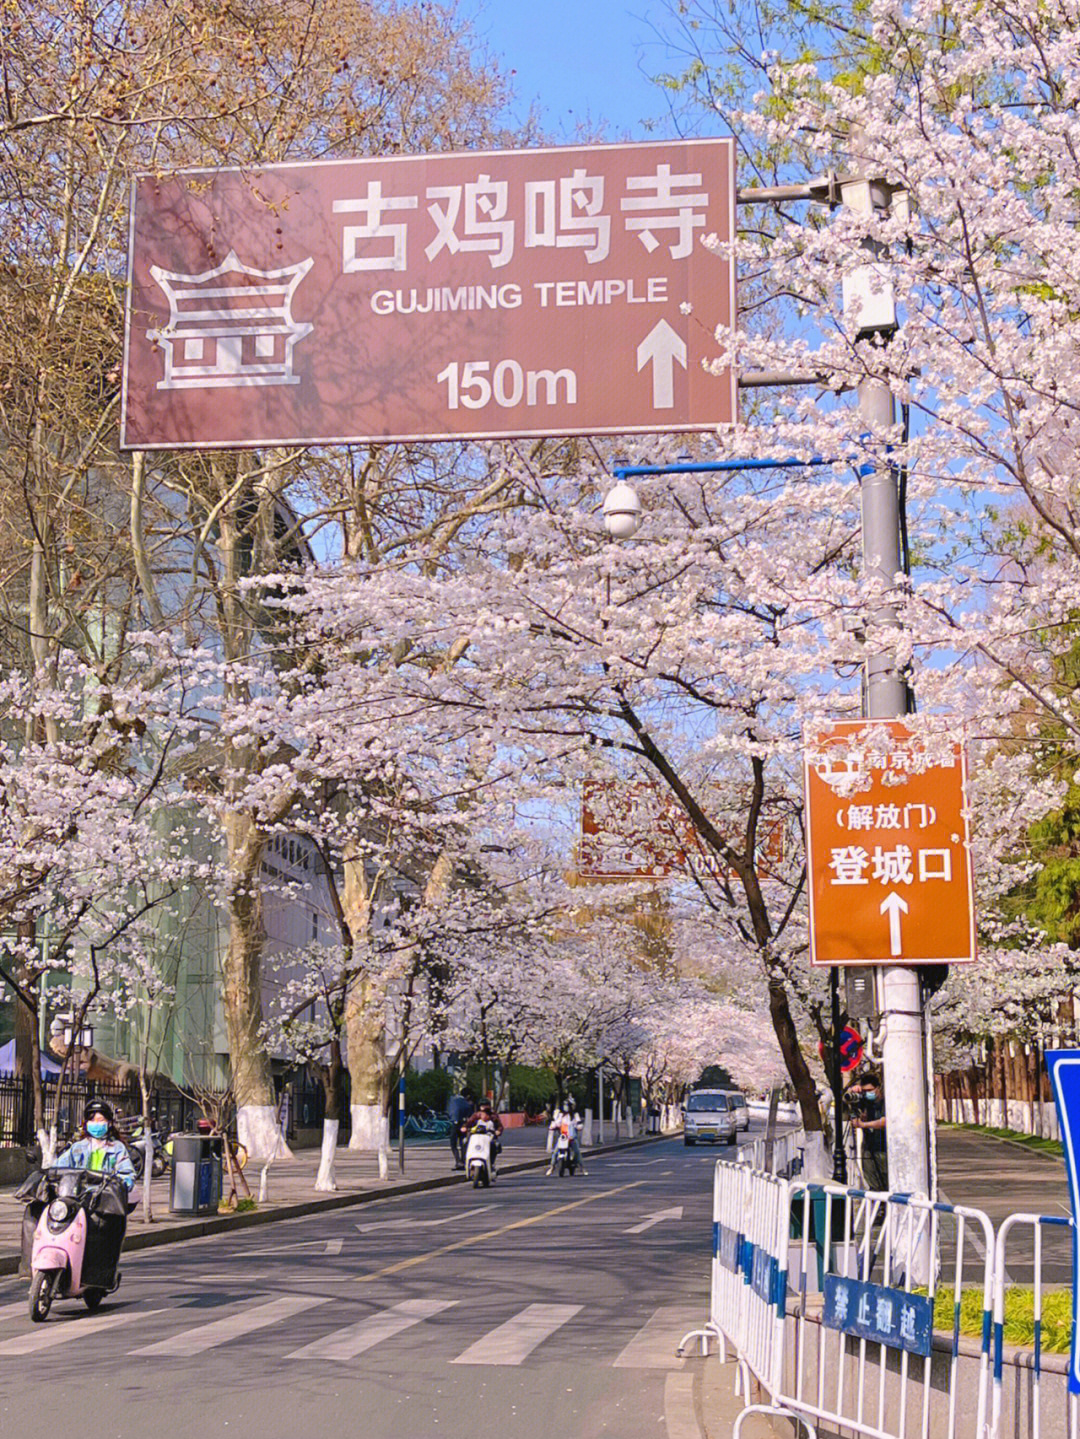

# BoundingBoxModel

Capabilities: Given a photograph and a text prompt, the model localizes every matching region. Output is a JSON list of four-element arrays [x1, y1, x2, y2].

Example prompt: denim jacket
[[54, 1137, 136, 1190]]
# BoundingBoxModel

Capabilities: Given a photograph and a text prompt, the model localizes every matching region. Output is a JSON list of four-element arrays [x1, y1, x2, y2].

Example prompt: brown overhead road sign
[[804, 719, 976, 966], [121, 140, 736, 450]]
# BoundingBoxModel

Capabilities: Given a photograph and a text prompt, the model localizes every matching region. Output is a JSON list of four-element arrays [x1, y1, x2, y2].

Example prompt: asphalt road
[[0, 1131, 740, 1439]]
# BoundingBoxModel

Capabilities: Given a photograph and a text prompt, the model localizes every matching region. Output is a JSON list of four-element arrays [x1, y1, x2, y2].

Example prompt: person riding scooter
[[462, 1101, 503, 1159], [55, 1100, 137, 1191], [547, 1098, 587, 1175], [17, 1100, 134, 1321]]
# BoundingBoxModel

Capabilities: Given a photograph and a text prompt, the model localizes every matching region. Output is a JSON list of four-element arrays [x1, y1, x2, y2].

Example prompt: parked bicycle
[[116, 1114, 169, 1179], [403, 1106, 452, 1139]]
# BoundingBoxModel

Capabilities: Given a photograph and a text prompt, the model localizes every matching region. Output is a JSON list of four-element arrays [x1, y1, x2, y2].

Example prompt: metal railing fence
[[689, 1154, 1080, 1439], [991, 1212, 1078, 1439]]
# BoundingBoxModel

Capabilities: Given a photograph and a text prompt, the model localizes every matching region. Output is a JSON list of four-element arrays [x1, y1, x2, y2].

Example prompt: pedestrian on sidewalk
[[447, 1088, 473, 1170]]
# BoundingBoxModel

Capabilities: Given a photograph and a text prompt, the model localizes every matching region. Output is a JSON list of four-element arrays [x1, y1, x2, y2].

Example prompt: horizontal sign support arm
[[613, 456, 835, 479], [739, 369, 854, 391]]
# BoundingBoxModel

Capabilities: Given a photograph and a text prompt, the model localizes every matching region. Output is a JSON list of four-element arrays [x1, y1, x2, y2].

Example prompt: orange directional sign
[[804, 720, 975, 966]]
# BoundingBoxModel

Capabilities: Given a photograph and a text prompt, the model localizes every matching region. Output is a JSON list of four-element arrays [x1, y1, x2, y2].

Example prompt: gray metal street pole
[[843, 176, 933, 1203]]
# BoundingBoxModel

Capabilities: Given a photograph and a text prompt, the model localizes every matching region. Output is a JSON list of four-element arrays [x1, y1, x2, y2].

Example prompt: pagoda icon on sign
[[147, 250, 314, 391]]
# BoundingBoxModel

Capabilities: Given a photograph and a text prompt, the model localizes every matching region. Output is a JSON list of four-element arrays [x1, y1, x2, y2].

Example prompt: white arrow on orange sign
[[880, 891, 909, 956]]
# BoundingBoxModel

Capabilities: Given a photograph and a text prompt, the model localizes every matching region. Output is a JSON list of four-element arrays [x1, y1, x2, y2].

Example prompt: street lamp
[[602, 481, 642, 540], [57, 1015, 94, 1049]]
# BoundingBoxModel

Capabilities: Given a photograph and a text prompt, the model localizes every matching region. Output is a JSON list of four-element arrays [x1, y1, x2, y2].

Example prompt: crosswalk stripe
[[0, 1307, 171, 1357], [130, 1294, 327, 1356], [450, 1302, 581, 1366], [287, 1298, 457, 1360], [612, 1305, 700, 1370]]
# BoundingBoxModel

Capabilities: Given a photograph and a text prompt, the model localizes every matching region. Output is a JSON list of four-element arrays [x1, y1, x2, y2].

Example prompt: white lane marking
[[356, 1205, 498, 1235], [938, 1186, 1013, 1286], [231, 1237, 348, 1258], [130, 1294, 327, 1355], [0, 1307, 171, 1357], [287, 1298, 457, 1360], [665, 1371, 701, 1439], [176, 1273, 268, 1283], [612, 1305, 699, 1370], [450, 1302, 582, 1366], [0, 1299, 32, 1320], [624, 1206, 684, 1235]]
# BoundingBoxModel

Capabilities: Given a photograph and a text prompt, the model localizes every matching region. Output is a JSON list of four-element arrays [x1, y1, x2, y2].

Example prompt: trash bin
[[647, 1107, 661, 1135], [169, 1133, 223, 1215]]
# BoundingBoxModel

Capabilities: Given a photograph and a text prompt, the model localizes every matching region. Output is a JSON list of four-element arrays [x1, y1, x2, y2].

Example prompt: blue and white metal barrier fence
[[990, 1212, 1078, 1439], [719, 1182, 996, 1439], [773, 1185, 994, 1439], [736, 1127, 804, 1177], [679, 1159, 749, 1360], [691, 1162, 1078, 1439]]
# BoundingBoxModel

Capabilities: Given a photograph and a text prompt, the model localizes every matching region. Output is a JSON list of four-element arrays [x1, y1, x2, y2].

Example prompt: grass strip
[[929, 1286, 1072, 1354], [939, 1122, 1064, 1160]]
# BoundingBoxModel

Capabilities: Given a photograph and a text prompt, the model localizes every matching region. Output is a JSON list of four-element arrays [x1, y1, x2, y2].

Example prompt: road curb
[[0, 1132, 671, 1276]]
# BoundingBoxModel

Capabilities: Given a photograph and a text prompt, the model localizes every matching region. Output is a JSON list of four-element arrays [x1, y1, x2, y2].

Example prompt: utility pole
[[841, 174, 933, 1203]]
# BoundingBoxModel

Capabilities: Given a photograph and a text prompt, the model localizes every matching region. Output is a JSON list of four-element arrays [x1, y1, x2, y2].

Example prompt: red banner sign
[[121, 140, 736, 450], [578, 779, 784, 882]]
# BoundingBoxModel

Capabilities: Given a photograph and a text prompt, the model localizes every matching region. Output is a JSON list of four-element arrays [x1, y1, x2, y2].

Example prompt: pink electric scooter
[[17, 1167, 129, 1321]]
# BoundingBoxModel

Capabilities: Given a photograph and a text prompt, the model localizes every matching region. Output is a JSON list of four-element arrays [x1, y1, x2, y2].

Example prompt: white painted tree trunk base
[[238, 1104, 293, 1163], [315, 1118, 340, 1192], [37, 1128, 57, 1167], [348, 1103, 389, 1150], [349, 1103, 391, 1178], [802, 1131, 831, 1182], [582, 1109, 594, 1146]]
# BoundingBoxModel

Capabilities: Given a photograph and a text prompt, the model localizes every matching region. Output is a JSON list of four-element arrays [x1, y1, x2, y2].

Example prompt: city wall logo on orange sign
[[803, 720, 975, 966]]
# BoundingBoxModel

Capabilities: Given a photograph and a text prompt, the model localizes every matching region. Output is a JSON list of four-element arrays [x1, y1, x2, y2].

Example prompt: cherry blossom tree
[[259, 0, 1080, 1142], [0, 645, 204, 1157]]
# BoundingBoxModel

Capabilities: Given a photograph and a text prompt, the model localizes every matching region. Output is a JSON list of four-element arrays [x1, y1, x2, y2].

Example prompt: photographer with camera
[[846, 1068, 888, 1191]]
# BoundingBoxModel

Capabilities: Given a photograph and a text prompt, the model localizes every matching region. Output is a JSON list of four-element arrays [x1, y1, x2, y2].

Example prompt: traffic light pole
[[845, 174, 934, 1205]]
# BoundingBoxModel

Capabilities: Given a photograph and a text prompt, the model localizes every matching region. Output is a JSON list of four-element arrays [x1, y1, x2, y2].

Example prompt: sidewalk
[[936, 1124, 1069, 1222], [0, 1124, 664, 1276]]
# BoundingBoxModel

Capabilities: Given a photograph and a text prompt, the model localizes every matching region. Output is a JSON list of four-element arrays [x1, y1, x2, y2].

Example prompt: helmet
[[479, 1100, 493, 1113], [84, 1098, 114, 1124]]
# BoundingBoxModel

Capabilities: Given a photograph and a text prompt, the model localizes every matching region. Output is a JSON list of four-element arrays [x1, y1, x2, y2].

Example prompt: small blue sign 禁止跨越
[[822, 1275, 933, 1357], [714, 1221, 741, 1273], [1043, 1051, 1080, 1393]]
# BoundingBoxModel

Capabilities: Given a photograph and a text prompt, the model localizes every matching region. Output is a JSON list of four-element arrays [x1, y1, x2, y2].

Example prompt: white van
[[724, 1091, 750, 1131], [682, 1090, 737, 1146]]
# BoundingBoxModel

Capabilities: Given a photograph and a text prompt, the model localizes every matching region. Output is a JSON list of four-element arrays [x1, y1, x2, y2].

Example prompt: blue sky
[[465, 1, 691, 141]]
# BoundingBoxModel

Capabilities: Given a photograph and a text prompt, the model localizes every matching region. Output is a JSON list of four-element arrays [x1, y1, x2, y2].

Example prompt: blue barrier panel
[[1044, 1049, 1080, 1394], [714, 1220, 741, 1273]]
